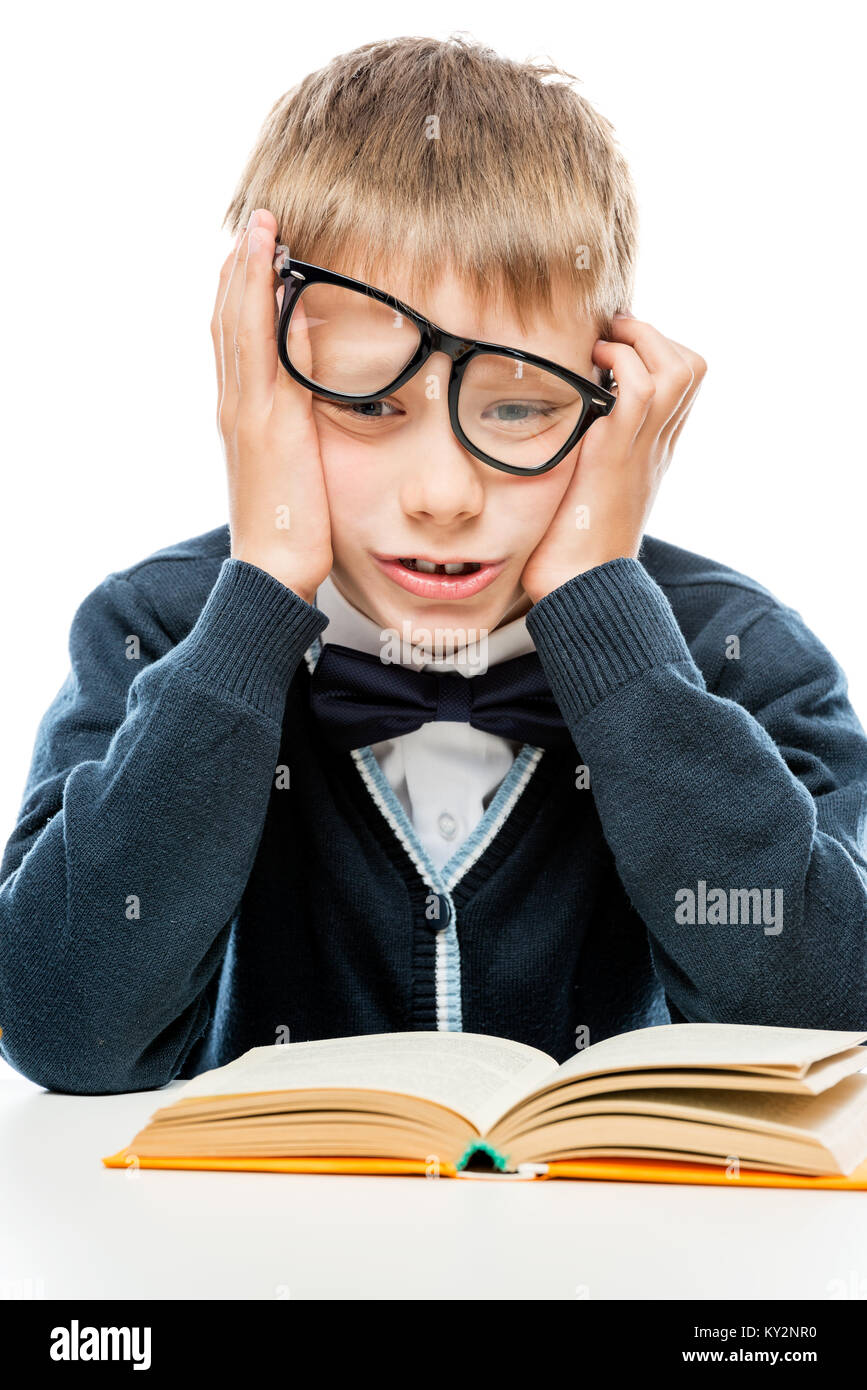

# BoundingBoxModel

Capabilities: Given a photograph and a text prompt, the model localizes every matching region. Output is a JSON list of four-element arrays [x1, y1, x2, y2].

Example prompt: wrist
[[525, 548, 641, 604], [230, 550, 317, 605]]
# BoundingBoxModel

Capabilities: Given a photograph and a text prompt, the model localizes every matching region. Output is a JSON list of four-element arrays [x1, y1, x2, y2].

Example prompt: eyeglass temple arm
[[273, 243, 293, 275]]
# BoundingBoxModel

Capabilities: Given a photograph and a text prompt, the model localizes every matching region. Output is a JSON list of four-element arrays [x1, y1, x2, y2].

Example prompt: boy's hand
[[212, 208, 332, 603], [520, 316, 706, 603]]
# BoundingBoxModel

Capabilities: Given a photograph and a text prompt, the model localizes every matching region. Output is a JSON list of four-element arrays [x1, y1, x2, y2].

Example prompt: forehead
[[335, 255, 599, 373]]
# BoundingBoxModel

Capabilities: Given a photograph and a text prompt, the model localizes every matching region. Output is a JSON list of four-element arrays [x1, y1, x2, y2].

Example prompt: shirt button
[[437, 811, 458, 840], [424, 892, 453, 933]]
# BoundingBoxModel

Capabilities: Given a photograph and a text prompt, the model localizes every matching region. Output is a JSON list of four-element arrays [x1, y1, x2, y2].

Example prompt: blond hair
[[223, 34, 637, 335]]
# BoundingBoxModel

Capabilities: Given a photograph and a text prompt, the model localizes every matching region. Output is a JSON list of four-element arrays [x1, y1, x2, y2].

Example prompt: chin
[[416, 592, 526, 635]]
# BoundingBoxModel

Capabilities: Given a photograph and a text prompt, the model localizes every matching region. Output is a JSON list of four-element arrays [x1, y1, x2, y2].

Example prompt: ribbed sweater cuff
[[524, 557, 693, 720], [177, 558, 329, 722]]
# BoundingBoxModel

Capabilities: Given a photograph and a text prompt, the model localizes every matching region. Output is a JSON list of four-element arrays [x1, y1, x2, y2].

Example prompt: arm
[[525, 558, 867, 1027], [0, 559, 327, 1093], [1, 204, 334, 1094]]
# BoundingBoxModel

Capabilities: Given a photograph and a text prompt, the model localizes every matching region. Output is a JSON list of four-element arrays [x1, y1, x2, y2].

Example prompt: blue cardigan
[[2, 525, 866, 1094]]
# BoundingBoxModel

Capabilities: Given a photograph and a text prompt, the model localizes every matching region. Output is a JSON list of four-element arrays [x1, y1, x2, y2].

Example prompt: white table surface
[[2, 1057, 865, 1301]]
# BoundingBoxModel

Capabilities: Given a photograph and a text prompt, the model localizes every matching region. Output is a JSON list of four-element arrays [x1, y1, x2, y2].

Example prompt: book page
[[551, 1024, 867, 1084], [501, 1075, 867, 1174], [172, 1031, 559, 1131]]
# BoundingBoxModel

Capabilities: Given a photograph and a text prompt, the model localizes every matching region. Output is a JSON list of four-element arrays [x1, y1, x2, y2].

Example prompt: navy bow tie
[[309, 642, 572, 751]]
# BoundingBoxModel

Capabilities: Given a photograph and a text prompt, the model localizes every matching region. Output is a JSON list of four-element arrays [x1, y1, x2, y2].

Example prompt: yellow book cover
[[101, 1025, 867, 1188], [101, 1148, 867, 1188]]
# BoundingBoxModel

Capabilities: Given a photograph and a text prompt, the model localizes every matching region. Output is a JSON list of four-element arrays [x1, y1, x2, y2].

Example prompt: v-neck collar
[[301, 631, 549, 1031]]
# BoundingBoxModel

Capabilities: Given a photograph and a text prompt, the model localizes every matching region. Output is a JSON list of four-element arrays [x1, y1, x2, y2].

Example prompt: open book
[[102, 1024, 867, 1188]]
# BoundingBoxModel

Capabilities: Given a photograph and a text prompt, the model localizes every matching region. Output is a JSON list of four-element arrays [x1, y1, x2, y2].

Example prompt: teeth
[[397, 558, 483, 575]]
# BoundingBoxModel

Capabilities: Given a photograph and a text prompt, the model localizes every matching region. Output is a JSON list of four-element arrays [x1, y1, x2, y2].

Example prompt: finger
[[213, 221, 260, 430], [590, 340, 656, 446], [610, 315, 694, 384], [665, 337, 708, 401], [609, 315, 695, 427], [658, 341, 707, 449], [211, 227, 248, 336], [234, 213, 280, 413], [661, 392, 699, 459], [211, 229, 247, 428], [663, 386, 702, 455], [273, 285, 316, 415], [221, 209, 276, 396]]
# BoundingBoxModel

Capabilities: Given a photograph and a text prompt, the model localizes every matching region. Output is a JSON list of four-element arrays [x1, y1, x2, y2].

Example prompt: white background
[[2, 0, 865, 838]]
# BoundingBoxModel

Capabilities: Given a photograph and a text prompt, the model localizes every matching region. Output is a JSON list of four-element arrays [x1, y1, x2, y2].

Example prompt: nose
[[399, 354, 486, 524]]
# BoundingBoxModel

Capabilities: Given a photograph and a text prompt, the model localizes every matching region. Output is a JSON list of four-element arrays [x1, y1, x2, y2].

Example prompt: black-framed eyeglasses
[[272, 246, 617, 476]]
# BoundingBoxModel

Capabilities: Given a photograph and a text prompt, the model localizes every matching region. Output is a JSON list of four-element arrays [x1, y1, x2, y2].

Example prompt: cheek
[[319, 443, 380, 547], [505, 459, 577, 549]]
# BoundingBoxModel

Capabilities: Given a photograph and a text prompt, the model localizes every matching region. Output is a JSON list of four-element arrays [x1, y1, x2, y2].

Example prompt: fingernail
[[248, 210, 260, 231], [613, 310, 633, 319], [248, 229, 262, 254]]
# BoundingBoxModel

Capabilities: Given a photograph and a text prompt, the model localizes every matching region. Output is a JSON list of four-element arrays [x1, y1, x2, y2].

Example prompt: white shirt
[[313, 575, 537, 871]]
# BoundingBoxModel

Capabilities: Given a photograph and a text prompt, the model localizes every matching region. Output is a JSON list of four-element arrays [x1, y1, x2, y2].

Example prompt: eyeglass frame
[[271, 246, 618, 476]]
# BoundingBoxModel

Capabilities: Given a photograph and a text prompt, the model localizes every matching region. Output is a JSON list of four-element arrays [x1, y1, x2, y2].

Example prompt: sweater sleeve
[[524, 557, 867, 1030], [0, 557, 328, 1094]]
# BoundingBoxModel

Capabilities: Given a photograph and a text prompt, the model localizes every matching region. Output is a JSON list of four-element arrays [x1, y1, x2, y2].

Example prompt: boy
[[2, 35, 866, 1096]]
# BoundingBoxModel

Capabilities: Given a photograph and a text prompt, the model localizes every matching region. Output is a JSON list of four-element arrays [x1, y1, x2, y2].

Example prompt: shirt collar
[[313, 573, 536, 675]]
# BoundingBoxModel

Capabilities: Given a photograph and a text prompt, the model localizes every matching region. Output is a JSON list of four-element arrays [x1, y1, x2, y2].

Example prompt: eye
[[314, 396, 401, 420], [482, 400, 562, 423]]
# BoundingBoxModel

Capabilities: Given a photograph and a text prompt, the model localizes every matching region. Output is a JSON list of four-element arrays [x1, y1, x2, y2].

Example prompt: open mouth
[[372, 552, 506, 599], [397, 558, 482, 575]]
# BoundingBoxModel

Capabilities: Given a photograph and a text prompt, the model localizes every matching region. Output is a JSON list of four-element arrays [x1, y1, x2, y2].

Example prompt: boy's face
[[313, 261, 603, 639]]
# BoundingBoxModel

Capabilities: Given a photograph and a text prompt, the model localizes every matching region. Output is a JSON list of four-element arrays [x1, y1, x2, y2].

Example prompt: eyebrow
[[300, 336, 579, 384], [306, 353, 578, 397], [459, 359, 577, 389], [288, 306, 584, 389], [286, 332, 407, 379]]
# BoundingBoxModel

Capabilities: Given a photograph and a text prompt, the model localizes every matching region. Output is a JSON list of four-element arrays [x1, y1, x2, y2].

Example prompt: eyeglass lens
[[283, 280, 586, 470]]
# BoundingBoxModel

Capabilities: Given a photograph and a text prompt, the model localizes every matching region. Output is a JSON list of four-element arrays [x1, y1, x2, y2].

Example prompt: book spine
[[456, 1139, 510, 1172]]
